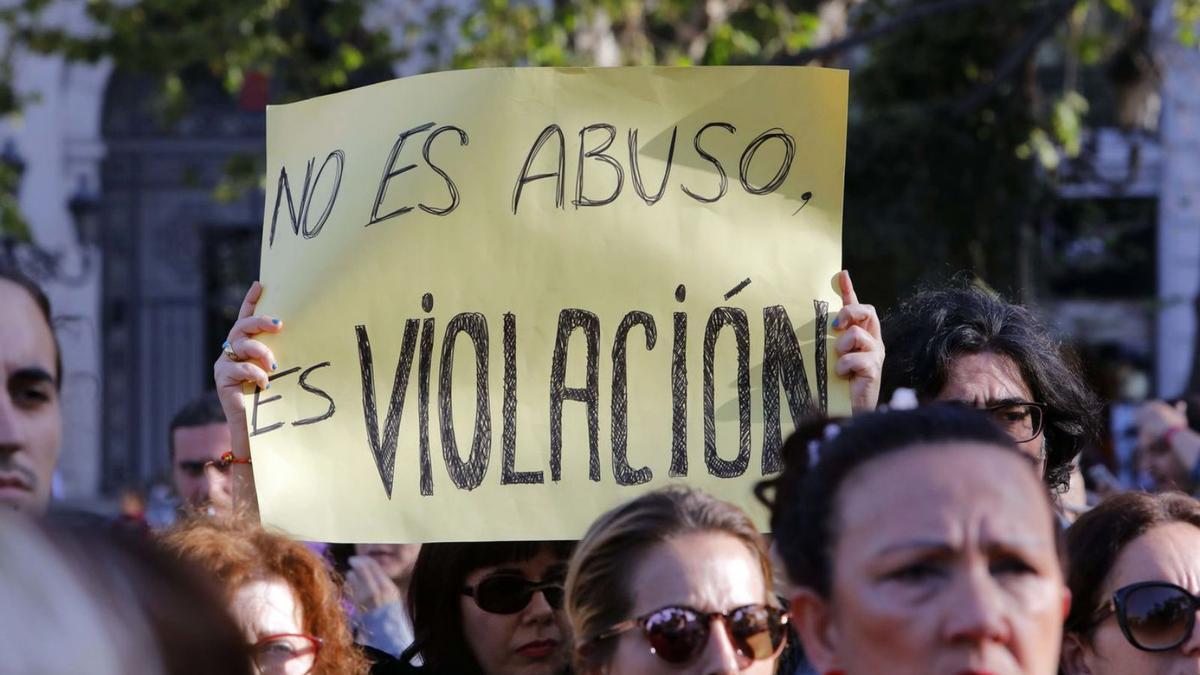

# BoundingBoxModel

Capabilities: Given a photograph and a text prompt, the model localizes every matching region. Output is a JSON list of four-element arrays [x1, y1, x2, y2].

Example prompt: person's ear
[[1060, 633, 1093, 675], [790, 589, 841, 673]]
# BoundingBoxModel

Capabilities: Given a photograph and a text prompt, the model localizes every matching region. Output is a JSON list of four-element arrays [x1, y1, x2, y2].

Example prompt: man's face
[[934, 351, 1046, 466], [171, 422, 233, 516], [0, 279, 61, 514]]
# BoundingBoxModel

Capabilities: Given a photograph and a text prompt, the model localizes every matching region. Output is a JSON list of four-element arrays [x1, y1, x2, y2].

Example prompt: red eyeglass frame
[[249, 633, 323, 674]]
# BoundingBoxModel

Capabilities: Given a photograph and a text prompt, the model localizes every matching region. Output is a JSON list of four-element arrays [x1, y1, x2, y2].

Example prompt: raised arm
[[212, 281, 283, 519]]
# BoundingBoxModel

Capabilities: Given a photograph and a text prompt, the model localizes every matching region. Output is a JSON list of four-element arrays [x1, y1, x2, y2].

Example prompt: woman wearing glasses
[[1061, 491, 1200, 674], [567, 486, 788, 674], [880, 283, 1101, 511], [764, 406, 1070, 675], [163, 517, 371, 675], [398, 541, 574, 674]]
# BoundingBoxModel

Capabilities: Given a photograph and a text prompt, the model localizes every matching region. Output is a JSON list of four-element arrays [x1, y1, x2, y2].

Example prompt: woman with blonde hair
[[568, 486, 788, 674]]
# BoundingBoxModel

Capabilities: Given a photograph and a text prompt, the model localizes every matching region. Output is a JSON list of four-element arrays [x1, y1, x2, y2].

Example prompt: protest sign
[[250, 66, 849, 542]]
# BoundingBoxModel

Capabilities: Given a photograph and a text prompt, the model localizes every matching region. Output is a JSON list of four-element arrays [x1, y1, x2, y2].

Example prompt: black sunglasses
[[1092, 581, 1200, 651], [589, 604, 788, 665], [462, 574, 565, 615]]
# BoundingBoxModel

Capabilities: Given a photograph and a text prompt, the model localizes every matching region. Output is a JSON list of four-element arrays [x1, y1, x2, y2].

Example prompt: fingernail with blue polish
[[265, 383, 271, 390], [271, 362, 278, 371], [832, 317, 840, 328], [272, 318, 281, 326]]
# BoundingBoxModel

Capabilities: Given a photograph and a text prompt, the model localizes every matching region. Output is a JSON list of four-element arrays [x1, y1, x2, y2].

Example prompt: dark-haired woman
[[1061, 491, 1200, 675], [398, 541, 574, 675], [880, 283, 1102, 507], [763, 405, 1070, 675]]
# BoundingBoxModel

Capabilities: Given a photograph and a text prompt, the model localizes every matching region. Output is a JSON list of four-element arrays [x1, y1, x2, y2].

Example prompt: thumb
[[837, 270, 859, 306]]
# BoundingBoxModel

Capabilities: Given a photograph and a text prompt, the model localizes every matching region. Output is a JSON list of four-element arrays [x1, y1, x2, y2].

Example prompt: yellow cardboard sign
[[251, 66, 849, 543]]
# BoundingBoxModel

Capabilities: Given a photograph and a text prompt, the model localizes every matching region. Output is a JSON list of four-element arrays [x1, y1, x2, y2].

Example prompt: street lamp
[[0, 142, 100, 285]]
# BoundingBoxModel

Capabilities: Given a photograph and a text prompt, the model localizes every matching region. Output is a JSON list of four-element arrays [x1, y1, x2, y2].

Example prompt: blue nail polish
[[832, 317, 840, 328], [265, 383, 271, 390], [272, 318, 281, 325], [272, 362, 278, 371]]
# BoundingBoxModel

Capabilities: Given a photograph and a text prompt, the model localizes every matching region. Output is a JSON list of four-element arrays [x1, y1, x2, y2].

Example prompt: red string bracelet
[[218, 451, 250, 468]]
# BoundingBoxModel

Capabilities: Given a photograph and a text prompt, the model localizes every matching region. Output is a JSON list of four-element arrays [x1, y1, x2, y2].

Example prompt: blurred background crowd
[[5, 1, 1200, 674]]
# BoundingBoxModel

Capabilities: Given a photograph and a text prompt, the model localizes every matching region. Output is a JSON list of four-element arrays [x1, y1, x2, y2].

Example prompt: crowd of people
[[5, 256, 1200, 674]]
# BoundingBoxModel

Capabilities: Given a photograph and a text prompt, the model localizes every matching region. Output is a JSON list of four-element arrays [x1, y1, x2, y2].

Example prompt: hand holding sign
[[213, 280, 283, 516], [216, 282, 281, 394], [832, 271, 884, 414]]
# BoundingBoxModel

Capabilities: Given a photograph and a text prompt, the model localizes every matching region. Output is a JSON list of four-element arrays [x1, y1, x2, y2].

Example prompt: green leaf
[[1104, 0, 1134, 18]]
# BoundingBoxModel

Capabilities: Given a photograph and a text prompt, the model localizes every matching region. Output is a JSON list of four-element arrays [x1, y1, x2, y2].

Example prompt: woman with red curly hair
[[162, 517, 371, 675]]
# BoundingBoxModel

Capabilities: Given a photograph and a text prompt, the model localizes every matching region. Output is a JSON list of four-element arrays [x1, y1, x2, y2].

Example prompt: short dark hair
[[759, 405, 1047, 597], [168, 392, 226, 457], [402, 540, 575, 672], [1064, 492, 1200, 639], [0, 259, 61, 388], [880, 282, 1101, 492]]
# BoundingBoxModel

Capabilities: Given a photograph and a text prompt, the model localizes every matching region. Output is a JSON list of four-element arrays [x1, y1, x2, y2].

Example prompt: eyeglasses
[[462, 574, 565, 614], [981, 401, 1046, 444], [250, 633, 322, 675], [1092, 581, 1200, 651], [590, 604, 789, 665]]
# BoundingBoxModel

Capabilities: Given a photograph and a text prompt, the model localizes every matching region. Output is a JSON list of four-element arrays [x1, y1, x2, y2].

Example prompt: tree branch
[[771, 0, 1007, 65], [954, 0, 1076, 115]]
